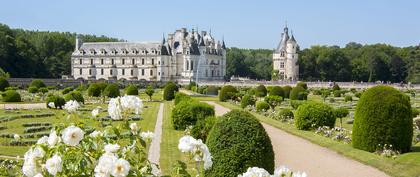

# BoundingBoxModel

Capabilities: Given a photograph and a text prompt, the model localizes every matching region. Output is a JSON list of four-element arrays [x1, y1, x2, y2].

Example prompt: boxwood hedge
[[219, 85, 238, 101], [295, 101, 336, 130], [171, 101, 214, 130]]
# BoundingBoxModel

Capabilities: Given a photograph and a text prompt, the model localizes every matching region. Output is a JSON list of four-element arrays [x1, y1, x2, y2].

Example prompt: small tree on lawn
[[264, 95, 282, 110], [145, 85, 155, 101], [334, 107, 349, 128]]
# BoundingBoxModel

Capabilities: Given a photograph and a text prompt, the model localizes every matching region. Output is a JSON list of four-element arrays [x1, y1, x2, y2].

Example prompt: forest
[[1, 23, 419, 83]]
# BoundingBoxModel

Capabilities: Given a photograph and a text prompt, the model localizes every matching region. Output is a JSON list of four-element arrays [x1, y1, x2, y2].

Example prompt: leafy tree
[[145, 85, 155, 101]]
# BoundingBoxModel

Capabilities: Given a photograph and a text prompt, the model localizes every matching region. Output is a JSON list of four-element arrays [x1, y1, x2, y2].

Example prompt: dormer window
[[132, 49, 137, 54], [142, 50, 145, 54], [122, 59, 125, 65]]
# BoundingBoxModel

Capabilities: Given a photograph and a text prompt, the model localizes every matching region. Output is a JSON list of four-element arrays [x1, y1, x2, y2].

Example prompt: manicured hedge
[[219, 85, 238, 101], [240, 94, 255, 108], [1, 90, 21, 102], [28, 86, 38, 93], [282, 86, 292, 99], [163, 82, 178, 101], [255, 84, 267, 97], [125, 84, 138, 95], [275, 108, 294, 121], [190, 116, 216, 142], [264, 95, 282, 110], [88, 82, 107, 97], [344, 95, 353, 102], [289, 86, 307, 100], [207, 86, 219, 95], [0, 77, 10, 91], [64, 91, 84, 104], [333, 90, 341, 97], [352, 85, 413, 153], [62, 86, 74, 94], [269, 86, 284, 98], [205, 110, 274, 176], [256, 101, 270, 112], [46, 95, 66, 109], [296, 82, 308, 90], [295, 101, 336, 130], [174, 92, 192, 105], [30, 79, 46, 88], [171, 101, 215, 130], [103, 83, 120, 98]]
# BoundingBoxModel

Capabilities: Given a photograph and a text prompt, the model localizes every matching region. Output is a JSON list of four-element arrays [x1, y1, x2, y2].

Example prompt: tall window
[[89, 69, 92, 75], [122, 69, 125, 75], [150, 70, 153, 76], [90, 59, 93, 65], [110, 70, 113, 75], [101, 59, 104, 65], [190, 61, 194, 70], [130, 69, 133, 76], [122, 59, 125, 65], [186, 60, 189, 70], [79, 59, 82, 64], [280, 62, 285, 68], [132, 58, 135, 65], [111, 59, 114, 65], [142, 58, 145, 65], [101, 69, 104, 75], [151, 58, 154, 65], [79, 68, 82, 75], [141, 69, 145, 76]]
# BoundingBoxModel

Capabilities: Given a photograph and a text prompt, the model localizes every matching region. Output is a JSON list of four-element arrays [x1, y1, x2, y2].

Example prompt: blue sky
[[0, 0, 419, 49]]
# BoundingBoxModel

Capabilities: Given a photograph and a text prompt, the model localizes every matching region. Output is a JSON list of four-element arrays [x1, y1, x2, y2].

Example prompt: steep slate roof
[[77, 42, 161, 54]]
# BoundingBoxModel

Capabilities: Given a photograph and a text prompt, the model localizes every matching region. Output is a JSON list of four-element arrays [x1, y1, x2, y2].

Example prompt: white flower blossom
[[178, 135, 213, 170], [95, 153, 117, 177], [48, 102, 55, 108], [292, 171, 307, 177], [45, 154, 63, 176], [111, 158, 130, 177], [63, 100, 80, 113], [238, 167, 270, 177], [37, 136, 48, 144], [130, 123, 139, 135], [61, 125, 84, 146], [90, 130, 103, 138], [120, 95, 143, 114], [274, 166, 291, 177], [92, 107, 101, 117], [178, 135, 196, 153], [14, 134, 20, 141], [104, 144, 120, 153], [34, 173, 43, 177], [22, 147, 45, 177], [140, 131, 154, 140], [108, 97, 123, 120], [48, 130, 60, 147]]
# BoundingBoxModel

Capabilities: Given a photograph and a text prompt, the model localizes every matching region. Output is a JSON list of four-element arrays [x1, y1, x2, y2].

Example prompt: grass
[[213, 99, 420, 177]]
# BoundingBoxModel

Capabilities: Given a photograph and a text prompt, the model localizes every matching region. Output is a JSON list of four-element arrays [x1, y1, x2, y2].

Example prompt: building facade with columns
[[272, 26, 299, 81], [71, 28, 226, 82]]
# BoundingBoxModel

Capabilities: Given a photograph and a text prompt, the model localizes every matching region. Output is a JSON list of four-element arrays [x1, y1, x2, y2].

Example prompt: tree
[[389, 56, 407, 83], [145, 85, 155, 101]]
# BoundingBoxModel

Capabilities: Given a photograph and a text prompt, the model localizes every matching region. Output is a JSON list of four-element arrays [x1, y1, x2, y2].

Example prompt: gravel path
[[148, 103, 164, 165], [0, 103, 46, 109], [203, 101, 388, 177]]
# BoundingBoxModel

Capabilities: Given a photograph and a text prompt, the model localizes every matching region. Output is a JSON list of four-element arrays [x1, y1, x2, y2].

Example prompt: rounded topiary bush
[[295, 101, 336, 130], [207, 86, 219, 95], [28, 86, 38, 93], [103, 83, 120, 98], [219, 85, 237, 101], [352, 85, 413, 153], [240, 94, 255, 108], [163, 82, 178, 101], [255, 84, 267, 97], [332, 83, 340, 91], [256, 101, 270, 112], [174, 92, 192, 105], [62, 87, 74, 94], [190, 116, 216, 142], [289, 86, 307, 100], [344, 95, 353, 102], [88, 83, 103, 97], [30, 79, 46, 88], [205, 110, 274, 176], [296, 82, 308, 90], [171, 101, 214, 130], [282, 86, 292, 99], [0, 77, 10, 91], [333, 90, 341, 97], [124, 84, 138, 95], [64, 91, 84, 104], [38, 87, 49, 94], [2, 90, 21, 102], [275, 108, 294, 121], [46, 95, 66, 109], [269, 86, 284, 98]]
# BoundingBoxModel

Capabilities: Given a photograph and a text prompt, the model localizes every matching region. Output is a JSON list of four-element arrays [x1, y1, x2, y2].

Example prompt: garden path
[[203, 101, 389, 177], [148, 103, 164, 165], [0, 103, 46, 109]]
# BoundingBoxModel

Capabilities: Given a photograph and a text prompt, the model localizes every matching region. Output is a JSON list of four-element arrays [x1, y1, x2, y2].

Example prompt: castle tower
[[272, 25, 299, 81]]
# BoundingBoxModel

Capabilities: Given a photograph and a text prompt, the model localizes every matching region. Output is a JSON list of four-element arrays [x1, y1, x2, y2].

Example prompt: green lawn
[[213, 99, 420, 177]]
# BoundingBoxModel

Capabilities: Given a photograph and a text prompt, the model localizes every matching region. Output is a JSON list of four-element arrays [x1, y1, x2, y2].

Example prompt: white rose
[[178, 135, 196, 153], [14, 134, 20, 141], [37, 136, 48, 144], [63, 100, 80, 113], [61, 125, 84, 146], [34, 173, 43, 177], [48, 102, 55, 108], [22, 157, 41, 177], [92, 107, 100, 117], [48, 130, 60, 147], [140, 131, 154, 141], [274, 166, 291, 176], [129, 123, 138, 135], [108, 97, 123, 120], [111, 158, 130, 177], [45, 154, 63, 176], [238, 167, 270, 177], [94, 153, 117, 177], [120, 95, 143, 114], [89, 130, 103, 138], [104, 144, 120, 153], [32, 147, 45, 158]]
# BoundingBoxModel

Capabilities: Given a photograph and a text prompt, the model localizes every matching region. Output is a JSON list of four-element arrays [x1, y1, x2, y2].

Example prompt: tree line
[[1, 23, 419, 83]]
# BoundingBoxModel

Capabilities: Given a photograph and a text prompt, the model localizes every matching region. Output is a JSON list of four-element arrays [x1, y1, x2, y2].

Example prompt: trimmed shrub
[[64, 91, 84, 104], [312, 89, 322, 95], [207, 86, 218, 95], [355, 92, 362, 98], [174, 92, 192, 105], [332, 83, 340, 91], [255, 84, 267, 97], [171, 101, 214, 130], [333, 90, 341, 97], [145, 85, 155, 100], [46, 95, 65, 109], [28, 86, 38, 93], [264, 95, 282, 110], [275, 108, 294, 121], [352, 86, 413, 153], [191, 116, 216, 142], [334, 107, 349, 118], [219, 85, 238, 101], [1, 90, 21, 102], [5, 86, 18, 91], [205, 110, 274, 176], [103, 83, 120, 98], [412, 108, 420, 118], [256, 101, 270, 112], [163, 82, 178, 101], [88, 83, 106, 97], [290, 100, 304, 110], [30, 79, 46, 88], [38, 87, 49, 94], [240, 94, 255, 108], [0, 77, 10, 91], [344, 95, 353, 102], [329, 97, 335, 103], [295, 101, 336, 130], [269, 86, 284, 98], [125, 84, 138, 95], [187, 81, 197, 90], [296, 82, 308, 90], [283, 86, 292, 99], [62, 87, 74, 94], [290, 86, 307, 100]]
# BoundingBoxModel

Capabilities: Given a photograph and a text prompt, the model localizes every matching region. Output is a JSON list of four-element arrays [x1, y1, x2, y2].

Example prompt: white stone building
[[272, 25, 299, 81], [71, 28, 226, 82]]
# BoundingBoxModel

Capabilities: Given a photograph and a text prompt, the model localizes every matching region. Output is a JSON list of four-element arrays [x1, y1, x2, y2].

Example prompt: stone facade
[[71, 28, 226, 82], [272, 25, 299, 81]]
